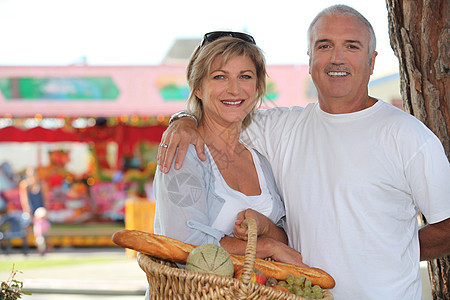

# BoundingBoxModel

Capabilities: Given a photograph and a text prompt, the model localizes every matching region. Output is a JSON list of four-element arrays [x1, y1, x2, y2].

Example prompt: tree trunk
[[386, 0, 449, 299]]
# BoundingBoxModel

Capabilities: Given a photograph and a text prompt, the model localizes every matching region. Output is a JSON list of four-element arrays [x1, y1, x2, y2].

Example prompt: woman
[[19, 167, 49, 215], [154, 31, 305, 265]]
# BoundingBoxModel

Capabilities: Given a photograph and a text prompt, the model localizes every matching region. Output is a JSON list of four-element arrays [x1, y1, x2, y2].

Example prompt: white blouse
[[208, 145, 274, 235]]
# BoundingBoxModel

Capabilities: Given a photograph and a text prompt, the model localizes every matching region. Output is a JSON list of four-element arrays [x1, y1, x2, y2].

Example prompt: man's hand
[[157, 117, 206, 173], [258, 237, 310, 268]]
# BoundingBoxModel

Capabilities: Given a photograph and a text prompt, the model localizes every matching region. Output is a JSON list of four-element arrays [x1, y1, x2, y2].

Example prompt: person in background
[[157, 5, 450, 300], [0, 162, 18, 192], [19, 167, 49, 215], [0, 162, 19, 212], [154, 32, 306, 266], [33, 207, 51, 255]]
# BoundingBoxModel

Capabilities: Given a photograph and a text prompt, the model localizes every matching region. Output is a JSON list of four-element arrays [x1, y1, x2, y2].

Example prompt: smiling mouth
[[327, 71, 350, 77], [221, 100, 244, 105]]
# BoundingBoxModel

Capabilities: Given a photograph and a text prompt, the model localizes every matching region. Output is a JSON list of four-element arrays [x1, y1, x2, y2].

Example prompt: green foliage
[[0, 266, 31, 300]]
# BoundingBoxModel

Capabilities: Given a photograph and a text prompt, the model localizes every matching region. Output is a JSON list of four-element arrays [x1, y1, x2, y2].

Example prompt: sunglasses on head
[[201, 31, 256, 47]]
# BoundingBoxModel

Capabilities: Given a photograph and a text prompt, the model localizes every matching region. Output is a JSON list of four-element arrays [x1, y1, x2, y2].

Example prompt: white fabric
[[241, 100, 450, 300], [149, 144, 286, 300], [209, 146, 274, 234], [153, 144, 286, 246]]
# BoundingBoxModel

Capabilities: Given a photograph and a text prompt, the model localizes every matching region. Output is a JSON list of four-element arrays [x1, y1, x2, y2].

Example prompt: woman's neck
[[198, 121, 243, 156]]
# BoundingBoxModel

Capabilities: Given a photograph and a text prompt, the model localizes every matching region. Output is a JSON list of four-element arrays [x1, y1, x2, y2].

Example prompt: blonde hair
[[186, 36, 267, 129]]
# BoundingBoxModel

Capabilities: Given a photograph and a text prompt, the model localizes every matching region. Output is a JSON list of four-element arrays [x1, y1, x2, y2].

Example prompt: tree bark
[[386, 0, 449, 299]]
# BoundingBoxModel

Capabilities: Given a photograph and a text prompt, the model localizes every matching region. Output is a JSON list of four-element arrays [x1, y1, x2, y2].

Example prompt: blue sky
[[0, 0, 399, 78]]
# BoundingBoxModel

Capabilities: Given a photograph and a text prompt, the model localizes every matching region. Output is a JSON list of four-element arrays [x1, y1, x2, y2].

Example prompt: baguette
[[230, 255, 335, 289], [112, 229, 195, 263], [112, 229, 335, 289]]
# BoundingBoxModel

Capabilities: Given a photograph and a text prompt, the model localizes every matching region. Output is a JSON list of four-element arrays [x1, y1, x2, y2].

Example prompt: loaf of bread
[[112, 229, 196, 263], [112, 229, 335, 289], [229, 255, 335, 289]]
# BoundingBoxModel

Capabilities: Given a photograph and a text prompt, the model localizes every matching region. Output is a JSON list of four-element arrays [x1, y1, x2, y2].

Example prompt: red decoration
[[0, 125, 167, 157]]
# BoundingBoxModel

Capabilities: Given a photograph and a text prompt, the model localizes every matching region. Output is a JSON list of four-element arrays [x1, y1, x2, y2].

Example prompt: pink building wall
[[0, 65, 313, 117]]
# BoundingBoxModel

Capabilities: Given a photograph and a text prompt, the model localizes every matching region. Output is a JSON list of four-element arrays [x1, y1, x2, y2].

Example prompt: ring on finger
[[160, 143, 169, 148]]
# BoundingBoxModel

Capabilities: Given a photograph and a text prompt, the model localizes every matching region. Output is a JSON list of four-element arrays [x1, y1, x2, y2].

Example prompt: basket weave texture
[[137, 218, 333, 300]]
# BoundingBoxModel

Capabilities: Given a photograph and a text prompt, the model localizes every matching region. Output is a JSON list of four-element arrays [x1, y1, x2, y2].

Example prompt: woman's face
[[195, 54, 257, 127]]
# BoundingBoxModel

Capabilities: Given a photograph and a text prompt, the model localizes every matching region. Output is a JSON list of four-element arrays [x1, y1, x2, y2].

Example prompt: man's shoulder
[[375, 100, 439, 143], [377, 100, 429, 127], [256, 104, 309, 115], [253, 103, 315, 123]]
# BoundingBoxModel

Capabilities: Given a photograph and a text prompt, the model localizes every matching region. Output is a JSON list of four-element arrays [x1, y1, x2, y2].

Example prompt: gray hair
[[307, 5, 376, 55]]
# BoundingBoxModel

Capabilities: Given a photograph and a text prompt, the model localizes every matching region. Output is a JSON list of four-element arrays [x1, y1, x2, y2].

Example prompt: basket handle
[[237, 218, 258, 289]]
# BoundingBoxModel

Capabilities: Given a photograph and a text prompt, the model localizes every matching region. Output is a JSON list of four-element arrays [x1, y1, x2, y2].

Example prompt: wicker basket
[[137, 218, 333, 299]]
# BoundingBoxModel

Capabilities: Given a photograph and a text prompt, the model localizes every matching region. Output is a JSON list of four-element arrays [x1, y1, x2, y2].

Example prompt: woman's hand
[[233, 209, 289, 245], [233, 209, 270, 240], [157, 117, 206, 173]]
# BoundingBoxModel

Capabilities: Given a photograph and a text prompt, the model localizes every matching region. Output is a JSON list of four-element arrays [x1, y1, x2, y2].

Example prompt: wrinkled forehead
[[310, 15, 370, 47]]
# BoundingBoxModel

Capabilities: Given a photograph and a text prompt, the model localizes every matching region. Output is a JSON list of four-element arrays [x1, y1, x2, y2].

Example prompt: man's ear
[[369, 51, 378, 74], [307, 51, 312, 74]]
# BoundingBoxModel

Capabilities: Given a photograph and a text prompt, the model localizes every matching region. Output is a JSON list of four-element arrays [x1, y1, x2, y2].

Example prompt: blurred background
[[0, 0, 411, 299]]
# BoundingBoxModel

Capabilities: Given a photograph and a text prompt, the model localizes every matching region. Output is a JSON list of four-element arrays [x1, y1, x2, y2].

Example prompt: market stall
[[0, 122, 167, 246], [0, 64, 313, 247]]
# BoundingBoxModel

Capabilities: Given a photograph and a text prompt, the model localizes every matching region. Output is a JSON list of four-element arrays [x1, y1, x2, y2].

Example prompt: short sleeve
[[406, 134, 450, 224]]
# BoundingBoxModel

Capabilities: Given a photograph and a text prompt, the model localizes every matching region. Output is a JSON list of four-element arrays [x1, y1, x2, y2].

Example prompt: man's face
[[308, 14, 377, 104]]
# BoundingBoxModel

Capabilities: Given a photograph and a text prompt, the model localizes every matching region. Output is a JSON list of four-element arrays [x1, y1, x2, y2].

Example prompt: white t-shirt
[[241, 100, 450, 300]]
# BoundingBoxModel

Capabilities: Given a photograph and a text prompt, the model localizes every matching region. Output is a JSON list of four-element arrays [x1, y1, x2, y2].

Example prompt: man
[[158, 5, 450, 299]]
